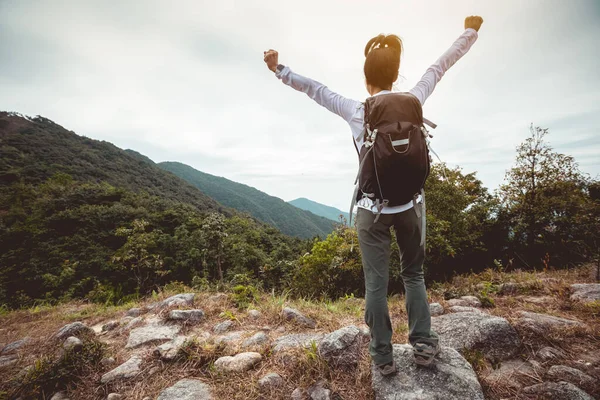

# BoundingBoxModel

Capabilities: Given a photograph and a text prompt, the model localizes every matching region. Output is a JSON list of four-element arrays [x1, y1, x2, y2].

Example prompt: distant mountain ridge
[[158, 162, 335, 239], [288, 197, 349, 223]]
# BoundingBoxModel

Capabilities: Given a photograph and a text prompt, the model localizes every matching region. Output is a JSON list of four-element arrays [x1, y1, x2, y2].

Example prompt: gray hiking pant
[[356, 206, 439, 365]]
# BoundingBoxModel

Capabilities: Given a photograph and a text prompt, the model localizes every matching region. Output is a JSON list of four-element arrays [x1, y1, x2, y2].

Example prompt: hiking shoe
[[413, 342, 440, 366], [376, 360, 397, 376]]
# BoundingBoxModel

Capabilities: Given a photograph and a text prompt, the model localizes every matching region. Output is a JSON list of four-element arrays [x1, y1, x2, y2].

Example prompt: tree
[[201, 212, 228, 281]]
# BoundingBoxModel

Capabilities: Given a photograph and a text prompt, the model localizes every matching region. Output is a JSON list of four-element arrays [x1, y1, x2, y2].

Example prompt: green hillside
[[158, 161, 336, 239], [289, 197, 349, 223]]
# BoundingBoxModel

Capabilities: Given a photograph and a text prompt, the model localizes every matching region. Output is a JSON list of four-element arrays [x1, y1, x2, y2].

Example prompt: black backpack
[[350, 92, 436, 225]]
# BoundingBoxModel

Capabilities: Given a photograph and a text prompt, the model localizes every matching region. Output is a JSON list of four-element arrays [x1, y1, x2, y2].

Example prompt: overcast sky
[[1, 0, 599, 211]]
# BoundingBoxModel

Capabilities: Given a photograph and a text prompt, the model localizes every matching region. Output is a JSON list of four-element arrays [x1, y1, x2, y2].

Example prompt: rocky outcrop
[[125, 324, 181, 348], [570, 284, 600, 304]]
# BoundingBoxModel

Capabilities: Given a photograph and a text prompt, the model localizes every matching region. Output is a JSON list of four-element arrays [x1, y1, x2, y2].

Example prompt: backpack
[[349, 92, 437, 242]]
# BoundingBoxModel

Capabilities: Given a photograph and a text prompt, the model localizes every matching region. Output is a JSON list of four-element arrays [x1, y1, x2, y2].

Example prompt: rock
[[63, 336, 83, 351], [149, 293, 195, 310], [168, 309, 205, 323], [248, 309, 262, 319], [291, 388, 305, 400], [483, 359, 536, 389], [0, 354, 18, 368], [213, 320, 235, 333], [546, 365, 596, 390], [50, 392, 69, 400], [126, 307, 143, 317], [156, 378, 212, 400], [214, 331, 245, 345], [431, 312, 520, 360], [242, 332, 269, 348], [282, 307, 316, 328], [537, 346, 566, 361], [307, 381, 331, 400], [56, 322, 93, 340], [521, 296, 554, 305], [372, 344, 484, 400], [517, 311, 587, 334], [523, 381, 594, 400], [272, 333, 325, 353], [121, 316, 144, 332], [571, 283, 600, 303], [214, 352, 262, 373], [275, 326, 286, 333], [447, 296, 481, 308], [208, 293, 228, 302], [1, 337, 30, 355], [102, 321, 120, 332], [429, 303, 444, 316], [318, 326, 367, 369], [448, 306, 484, 314], [100, 356, 142, 383], [126, 324, 181, 348], [258, 372, 284, 390], [498, 282, 521, 295], [100, 357, 116, 367], [107, 394, 123, 400], [154, 335, 188, 360]]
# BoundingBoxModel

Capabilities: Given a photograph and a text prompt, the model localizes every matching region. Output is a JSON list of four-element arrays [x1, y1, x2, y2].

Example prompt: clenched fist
[[464, 16, 484, 32], [263, 49, 279, 72]]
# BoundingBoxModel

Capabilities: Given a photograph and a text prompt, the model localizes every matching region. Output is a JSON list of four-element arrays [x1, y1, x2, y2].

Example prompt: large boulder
[[517, 311, 587, 334], [272, 333, 324, 353], [371, 344, 484, 400], [168, 309, 205, 323], [126, 325, 181, 348], [523, 381, 594, 400], [317, 326, 368, 369], [214, 352, 262, 373], [101, 356, 143, 383], [570, 284, 600, 304], [431, 312, 520, 360], [156, 378, 212, 400], [55, 322, 93, 340], [282, 307, 316, 328]]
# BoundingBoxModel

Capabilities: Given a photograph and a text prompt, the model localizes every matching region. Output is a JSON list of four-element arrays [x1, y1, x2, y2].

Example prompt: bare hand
[[464, 16, 483, 32], [263, 49, 279, 72]]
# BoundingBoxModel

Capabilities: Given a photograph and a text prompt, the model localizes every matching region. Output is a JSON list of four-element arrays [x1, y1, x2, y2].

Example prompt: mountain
[[158, 161, 336, 238], [288, 197, 349, 223]]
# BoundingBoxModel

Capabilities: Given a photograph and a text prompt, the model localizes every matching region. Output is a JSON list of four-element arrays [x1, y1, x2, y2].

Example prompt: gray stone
[[214, 331, 245, 345], [156, 378, 212, 400], [126, 307, 143, 317], [168, 309, 205, 323], [517, 311, 587, 334], [63, 336, 83, 351], [571, 283, 600, 304], [149, 293, 195, 310], [282, 307, 316, 328], [291, 388, 305, 400], [521, 296, 554, 305], [248, 309, 262, 319], [272, 333, 324, 353], [538, 346, 566, 361], [523, 381, 594, 400], [242, 332, 269, 348], [107, 394, 123, 400], [56, 322, 93, 340], [546, 365, 596, 390], [429, 303, 444, 316], [372, 344, 484, 400], [100, 356, 142, 383], [483, 359, 536, 389], [126, 324, 181, 348], [121, 316, 144, 332], [318, 325, 367, 369], [258, 372, 284, 390], [214, 352, 262, 373], [447, 296, 481, 308], [100, 357, 116, 367], [431, 312, 520, 360], [101, 321, 120, 332], [154, 335, 188, 360], [448, 306, 484, 314], [50, 392, 69, 400], [213, 320, 235, 333], [307, 381, 331, 400], [0, 354, 18, 368], [1, 337, 30, 355]]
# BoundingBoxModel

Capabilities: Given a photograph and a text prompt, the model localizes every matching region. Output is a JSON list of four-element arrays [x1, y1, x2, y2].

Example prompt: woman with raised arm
[[264, 16, 483, 375]]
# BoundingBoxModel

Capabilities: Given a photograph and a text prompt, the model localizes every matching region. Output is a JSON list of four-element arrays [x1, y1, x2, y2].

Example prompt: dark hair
[[364, 34, 402, 89]]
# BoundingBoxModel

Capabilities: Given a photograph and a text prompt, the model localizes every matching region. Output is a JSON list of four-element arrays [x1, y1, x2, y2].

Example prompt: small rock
[[282, 307, 316, 328], [546, 365, 596, 390], [275, 326, 286, 333], [50, 392, 69, 400], [447, 296, 481, 308], [318, 325, 368, 369], [156, 378, 213, 400], [429, 303, 444, 316], [213, 320, 235, 333], [100, 355, 143, 383], [214, 331, 245, 345], [307, 381, 331, 400], [483, 359, 536, 390], [168, 309, 205, 323], [100, 357, 116, 367], [571, 283, 600, 304], [248, 309, 262, 319], [126, 307, 143, 317], [537, 346, 566, 361], [102, 321, 120, 332], [154, 335, 188, 360], [126, 324, 181, 348], [1, 337, 30, 355], [258, 372, 284, 390], [0, 354, 18, 368], [291, 388, 305, 400], [214, 352, 262, 373], [148, 293, 195, 310], [63, 336, 83, 351], [107, 394, 123, 400], [242, 332, 269, 348], [523, 381, 594, 400], [272, 333, 324, 353], [498, 282, 520, 295], [448, 306, 484, 314], [56, 322, 93, 340], [517, 311, 587, 334]]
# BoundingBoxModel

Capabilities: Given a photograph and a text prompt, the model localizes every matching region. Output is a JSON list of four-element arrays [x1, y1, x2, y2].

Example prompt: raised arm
[[263, 49, 360, 123], [409, 16, 483, 105]]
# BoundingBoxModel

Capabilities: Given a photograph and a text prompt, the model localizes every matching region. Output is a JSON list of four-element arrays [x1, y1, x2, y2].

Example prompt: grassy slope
[[288, 197, 349, 223], [1, 266, 598, 400]]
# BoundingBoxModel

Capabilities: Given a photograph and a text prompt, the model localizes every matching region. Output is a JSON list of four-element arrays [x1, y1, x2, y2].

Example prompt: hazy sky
[[1, 0, 599, 211]]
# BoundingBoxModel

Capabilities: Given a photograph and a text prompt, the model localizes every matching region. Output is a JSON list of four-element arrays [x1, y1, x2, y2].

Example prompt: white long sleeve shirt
[[276, 28, 479, 214]]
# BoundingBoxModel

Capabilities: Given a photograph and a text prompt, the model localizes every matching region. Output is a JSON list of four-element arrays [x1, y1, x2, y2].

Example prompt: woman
[[264, 16, 484, 375]]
